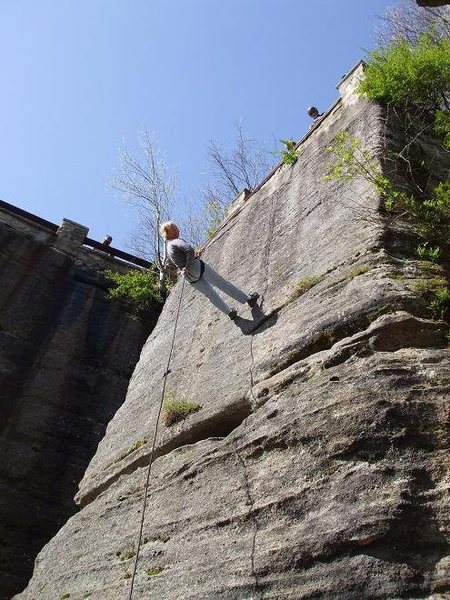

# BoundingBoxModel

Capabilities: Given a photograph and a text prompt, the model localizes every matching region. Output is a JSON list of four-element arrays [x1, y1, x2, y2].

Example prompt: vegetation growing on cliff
[[417, 242, 442, 262], [285, 275, 324, 304], [359, 33, 450, 151], [144, 567, 165, 577], [325, 30, 450, 321], [115, 437, 148, 463], [359, 34, 450, 112], [163, 390, 202, 427], [325, 131, 450, 317], [413, 274, 450, 319], [116, 546, 136, 562], [106, 269, 162, 312], [280, 139, 300, 166], [325, 132, 450, 253], [434, 109, 450, 149]]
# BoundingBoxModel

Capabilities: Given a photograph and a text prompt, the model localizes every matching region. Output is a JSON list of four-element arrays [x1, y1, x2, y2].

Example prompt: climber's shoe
[[247, 292, 260, 307], [228, 309, 238, 320]]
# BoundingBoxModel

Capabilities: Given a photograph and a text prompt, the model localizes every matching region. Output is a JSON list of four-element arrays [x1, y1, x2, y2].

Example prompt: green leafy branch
[[106, 269, 162, 312], [280, 139, 300, 166], [325, 132, 450, 262]]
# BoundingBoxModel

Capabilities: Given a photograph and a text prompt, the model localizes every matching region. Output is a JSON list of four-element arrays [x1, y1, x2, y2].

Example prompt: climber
[[160, 221, 259, 320]]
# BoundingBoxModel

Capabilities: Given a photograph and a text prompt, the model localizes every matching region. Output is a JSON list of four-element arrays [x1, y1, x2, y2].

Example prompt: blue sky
[[0, 0, 394, 251]]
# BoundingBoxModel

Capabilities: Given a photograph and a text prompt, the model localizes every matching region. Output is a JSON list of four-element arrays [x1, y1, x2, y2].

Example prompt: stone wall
[[0, 210, 160, 599], [14, 64, 450, 600]]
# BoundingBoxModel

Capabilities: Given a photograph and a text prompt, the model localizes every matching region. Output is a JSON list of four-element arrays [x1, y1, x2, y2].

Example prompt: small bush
[[106, 269, 161, 311], [280, 139, 299, 166], [413, 276, 450, 319], [358, 34, 450, 111], [122, 570, 131, 580], [286, 275, 324, 303], [144, 567, 164, 577], [347, 265, 373, 280], [163, 391, 202, 427], [434, 110, 450, 150], [164, 401, 202, 427], [416, 242, 442, 262], [430, 286, 450, 320], [116, 547, 136, 562]]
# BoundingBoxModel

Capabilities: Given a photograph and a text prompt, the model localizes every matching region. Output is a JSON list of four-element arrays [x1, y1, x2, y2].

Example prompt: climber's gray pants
[[190, 263, 248, 315]]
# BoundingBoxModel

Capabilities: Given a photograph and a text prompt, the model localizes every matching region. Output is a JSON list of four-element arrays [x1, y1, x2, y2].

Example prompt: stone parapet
[[55, 218, 89, 253]]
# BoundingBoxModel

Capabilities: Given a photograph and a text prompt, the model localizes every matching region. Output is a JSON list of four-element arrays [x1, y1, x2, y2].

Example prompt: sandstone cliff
[[14, 64, 450, 599], [0, 213, 160, 599]]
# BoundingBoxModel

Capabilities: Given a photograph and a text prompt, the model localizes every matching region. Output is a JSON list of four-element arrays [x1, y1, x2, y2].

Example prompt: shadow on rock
[[234, 305, 279, 335]]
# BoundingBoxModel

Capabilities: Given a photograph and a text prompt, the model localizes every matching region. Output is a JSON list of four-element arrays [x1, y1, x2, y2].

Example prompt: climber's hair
[[160, 221, 179, 240]]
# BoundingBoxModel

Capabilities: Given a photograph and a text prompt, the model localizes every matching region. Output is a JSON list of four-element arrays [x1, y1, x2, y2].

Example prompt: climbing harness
[[127, 277, 185, 600]]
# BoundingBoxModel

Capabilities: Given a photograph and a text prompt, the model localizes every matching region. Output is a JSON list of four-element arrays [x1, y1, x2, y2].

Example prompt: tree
[[376, 0, 450, 45], [325, 32, 450, 288], [203, 121, 276, 209], [195, 121, 276, 240], [359, 33, 450, 112], [111, 129, 175, 291], [359, 33, 450, 155], [111, 123, 275, 277]]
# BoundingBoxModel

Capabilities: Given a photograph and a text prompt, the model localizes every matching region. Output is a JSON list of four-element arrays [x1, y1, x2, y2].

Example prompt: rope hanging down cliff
[[127, 277, 185, 600]]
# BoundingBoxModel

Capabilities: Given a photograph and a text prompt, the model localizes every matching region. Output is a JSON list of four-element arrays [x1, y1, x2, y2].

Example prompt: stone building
[[0, 205, 160, 599]]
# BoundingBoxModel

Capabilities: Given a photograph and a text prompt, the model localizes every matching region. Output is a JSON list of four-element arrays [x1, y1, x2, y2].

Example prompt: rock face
[[0, 211, 160, 599], [14, 64, 450, 599]]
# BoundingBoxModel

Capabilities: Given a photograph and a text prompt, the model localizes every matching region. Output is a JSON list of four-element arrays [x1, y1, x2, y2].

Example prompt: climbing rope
[[127, 276, 186, 600]]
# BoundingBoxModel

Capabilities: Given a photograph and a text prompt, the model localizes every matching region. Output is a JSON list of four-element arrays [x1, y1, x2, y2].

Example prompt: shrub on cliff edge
[[358, 34, 450, 112], [106, 269, 161, 312]]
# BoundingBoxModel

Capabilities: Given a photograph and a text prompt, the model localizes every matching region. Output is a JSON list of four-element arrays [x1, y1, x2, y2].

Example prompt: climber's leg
[[191, 277, 232, 315], [202, 263, 249, 304]]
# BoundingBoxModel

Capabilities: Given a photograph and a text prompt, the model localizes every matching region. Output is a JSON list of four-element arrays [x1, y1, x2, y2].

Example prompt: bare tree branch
[[204, 121, 276, 208], [111, 123, 276, 265], [110, 129, 175, 280], [376, 0, 450, 45]]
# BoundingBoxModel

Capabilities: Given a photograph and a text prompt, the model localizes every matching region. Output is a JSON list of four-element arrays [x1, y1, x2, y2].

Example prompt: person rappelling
[[160, 221, 259, 320]]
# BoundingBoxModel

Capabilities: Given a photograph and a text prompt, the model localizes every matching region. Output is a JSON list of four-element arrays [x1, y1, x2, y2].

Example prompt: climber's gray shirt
[[166, 238, 202, 282]]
